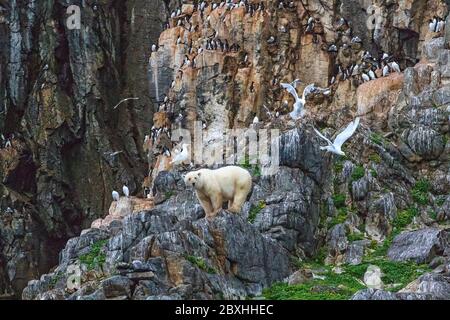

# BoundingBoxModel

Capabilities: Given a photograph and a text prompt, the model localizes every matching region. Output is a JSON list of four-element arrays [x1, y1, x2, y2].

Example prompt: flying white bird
[[171, 144, 190, 165], [281, 82, 315, 120], [122, 185, 130, 197], [113, 97, 139, 109], [112, 191, 120, 202], [313, 117, 360, 156]]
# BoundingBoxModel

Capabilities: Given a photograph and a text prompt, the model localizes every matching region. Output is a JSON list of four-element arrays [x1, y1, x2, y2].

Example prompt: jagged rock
[[400, 273, 450, 300], [325, 224, 348, 264], [387, 228, 450, 264], [287, 269, 313, 286], [352, 288, 431, 300], [344, 240, 370, 265], [101, 276, 133, 299], [23, 205, 293, 300], [365, 193, 397, 242], [4, 0, 450, 300]]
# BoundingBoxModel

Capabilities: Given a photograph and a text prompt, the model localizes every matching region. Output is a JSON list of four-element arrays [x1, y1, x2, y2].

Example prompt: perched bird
[[390, 61, 401, 73], [362, 73, 370, 82], [313, 117, 360, 156], [123, 185, 130, 197], [253, 116, 259, 124], [151, 44, 157, 52], [171, 143, 190, 165], [429, 18, 438, 32], [281, 82, 315, 120], [382, 64, 390, 77], [112, 191, 120, 202]]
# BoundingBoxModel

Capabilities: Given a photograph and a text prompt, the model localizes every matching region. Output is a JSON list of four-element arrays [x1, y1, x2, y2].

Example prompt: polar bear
[[184, 166, 253, 219]]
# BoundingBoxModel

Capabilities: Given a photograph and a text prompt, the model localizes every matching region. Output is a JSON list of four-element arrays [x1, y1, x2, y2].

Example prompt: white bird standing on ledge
[[122, 185, 130, 197], [313, 117, 360, 156], [171, 144, 190, 165], [112, 191, 120, 202]]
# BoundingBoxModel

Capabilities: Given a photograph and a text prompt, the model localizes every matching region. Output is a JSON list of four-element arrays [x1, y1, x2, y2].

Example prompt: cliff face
[[1, 0, 450, 300], [0, 0, 182, 298]]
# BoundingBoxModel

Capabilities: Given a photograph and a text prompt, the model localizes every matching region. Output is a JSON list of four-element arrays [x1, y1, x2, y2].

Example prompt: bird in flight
[[313, 117, 360, 156]]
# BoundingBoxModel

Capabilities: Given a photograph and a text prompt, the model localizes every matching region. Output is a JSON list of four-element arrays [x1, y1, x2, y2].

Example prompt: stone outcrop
[[1, 0, 450, 300]]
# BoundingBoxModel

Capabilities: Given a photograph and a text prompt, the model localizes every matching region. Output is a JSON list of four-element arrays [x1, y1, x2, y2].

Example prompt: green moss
[[49, 272, 63, 289], [370, 133, 384, 145], [347, 232, 365, 242], [369, 235, 394, 258], [248, 200, 266, 224], [351, 166, 365, 182], [344, 260, 429, 292], [185, 255, 216, 274], [427, 210, 437, 220], [436, 197, 446, 207], [370, 169, 378, 178], [334, 162, 344, 173], [411, 179, 430, 205], [368, 154, 382, 164], [165, 191, 175, 198], [332, 194, 346, 209], [328, 208, 348, 228], [79, 239, 108, 271], [392, 207, 419, 230], [240, 158, 261, 178]]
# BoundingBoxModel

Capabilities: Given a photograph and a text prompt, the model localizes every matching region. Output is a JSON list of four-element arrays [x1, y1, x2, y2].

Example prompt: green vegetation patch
[[185, 255, 216, 274], [411, 179, 430, 205], [368, 154, 382, 164], [248, 200, 266, 224], [79, 239, 108, 271], [351, 165, 365, 182], [392, 207, 419, 230], [263, 259, 429, 300], [332, 194, 346, 209], [347, 232, 365, 242], [370, 133, 384, 145], [240, 158, 261, 177], [328, 208, 348, 228], [344, 260, 429, 292]]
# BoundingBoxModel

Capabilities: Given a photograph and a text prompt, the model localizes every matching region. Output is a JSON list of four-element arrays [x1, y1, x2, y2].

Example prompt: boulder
[[387, 228, 449, 264]]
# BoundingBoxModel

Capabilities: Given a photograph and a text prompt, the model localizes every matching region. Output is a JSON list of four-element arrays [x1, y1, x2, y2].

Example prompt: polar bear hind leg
[[229, 185, 251, 213]]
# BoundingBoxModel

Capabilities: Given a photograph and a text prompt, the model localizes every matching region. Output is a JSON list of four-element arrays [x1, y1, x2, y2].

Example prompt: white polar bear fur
[[184, 166, 252, 219]]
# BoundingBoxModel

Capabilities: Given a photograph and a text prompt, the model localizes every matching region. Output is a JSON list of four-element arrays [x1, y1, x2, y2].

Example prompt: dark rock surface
[[387, 228, 449, 264]]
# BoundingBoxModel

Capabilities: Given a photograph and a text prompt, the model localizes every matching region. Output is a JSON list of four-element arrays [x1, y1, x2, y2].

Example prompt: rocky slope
[[1, 0, 449, 300], [0, 0, 181, 298]]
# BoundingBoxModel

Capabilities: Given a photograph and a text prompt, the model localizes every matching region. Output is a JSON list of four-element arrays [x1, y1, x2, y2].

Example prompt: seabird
[[171, 144, 190, 165], [123, 185, 130, 197], [313, 118, 360, 156], [112, 191, 120, 202], [281, 82, 315, 120]]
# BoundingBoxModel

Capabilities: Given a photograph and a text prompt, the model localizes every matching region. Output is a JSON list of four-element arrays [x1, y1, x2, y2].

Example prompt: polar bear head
[[184, 170, 203, 189]]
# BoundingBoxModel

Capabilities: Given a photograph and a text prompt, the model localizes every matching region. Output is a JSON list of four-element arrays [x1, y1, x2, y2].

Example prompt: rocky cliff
[[1, 0, 449, 300]]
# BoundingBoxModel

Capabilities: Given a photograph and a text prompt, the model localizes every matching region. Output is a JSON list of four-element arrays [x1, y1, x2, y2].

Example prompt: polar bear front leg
[[209, 193, 223, 218], [196, 191, 214, 217]]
